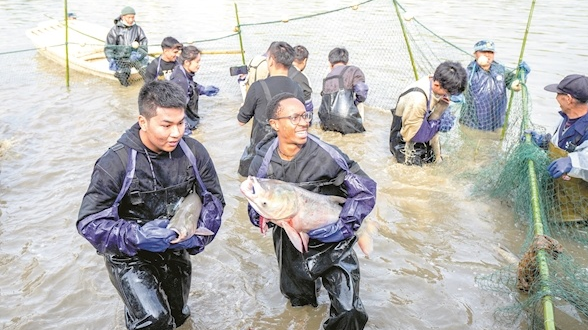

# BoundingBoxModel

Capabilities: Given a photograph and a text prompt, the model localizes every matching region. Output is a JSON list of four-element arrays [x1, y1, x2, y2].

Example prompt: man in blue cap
[[105, 6, 149, 86], [459, 39, 530, 131]]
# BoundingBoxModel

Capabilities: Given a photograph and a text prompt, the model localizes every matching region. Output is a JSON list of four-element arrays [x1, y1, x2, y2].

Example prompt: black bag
[[318, 67, 365, 134]]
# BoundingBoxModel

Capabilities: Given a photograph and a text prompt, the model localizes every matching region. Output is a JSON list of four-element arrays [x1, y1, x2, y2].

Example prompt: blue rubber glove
[[450, 94, 464, 103], [439, 109, 456, 133], [548, 157, 572, 179], [521, 130, 550, 149], [518, 61, 531, 75], [199, 85, 219, 97], [134, 219, 176, 252], [107, 58, 118, 71], [307, 219, 353, 243], [168, 235, 204, 254]]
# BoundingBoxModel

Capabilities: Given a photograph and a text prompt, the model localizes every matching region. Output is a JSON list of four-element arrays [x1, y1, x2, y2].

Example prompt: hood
[[254, 131, 279, 160], [113, 16, 135, 27], [116, 122, 168, 158]]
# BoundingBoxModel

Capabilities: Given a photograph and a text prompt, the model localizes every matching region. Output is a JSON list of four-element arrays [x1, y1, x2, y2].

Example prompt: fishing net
[[472, 81, 588, 329], [6, 0, 588, 328]]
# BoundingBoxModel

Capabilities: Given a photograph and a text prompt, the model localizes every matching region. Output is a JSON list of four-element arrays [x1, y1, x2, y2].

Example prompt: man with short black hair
[[389, 61, 467, 165], [77, 80, 224, 329], [144, 36, 183, 83], [288, 45, 313, 117], [237, 41, 304, 176], [318, 47, 368, 134], [247, 92, 376, 330]]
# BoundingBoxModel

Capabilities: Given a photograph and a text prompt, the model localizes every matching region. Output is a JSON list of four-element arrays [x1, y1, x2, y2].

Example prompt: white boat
[[26, 19, 143, 82]]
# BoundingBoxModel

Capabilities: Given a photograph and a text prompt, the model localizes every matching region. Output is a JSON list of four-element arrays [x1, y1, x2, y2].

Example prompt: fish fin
[[194, 227, 215, 236], [299, 232, 309, 253], [357, 231, 373, 258], [356, 220, 377, 258], [281, 222, 305, 253], [327, 195, 347, 205]]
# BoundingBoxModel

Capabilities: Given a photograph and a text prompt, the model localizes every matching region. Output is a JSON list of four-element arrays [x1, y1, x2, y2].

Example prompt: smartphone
[[229, 65, 248, 76]]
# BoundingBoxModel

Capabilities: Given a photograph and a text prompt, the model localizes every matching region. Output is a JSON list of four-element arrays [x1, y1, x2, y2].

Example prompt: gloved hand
[[450, 94, 464, 103], [439, 109, 456, 133], [521, 130, 551, 149], [134, 219, 176, 252], [518, 61, 531, 75], [548, 157, 572, 179], [107, 58, 119, 71], [307, 219, 354, 243], [168, 235, 203, 254], [129, 48, 148, 62], [199, 85, 219, 97]]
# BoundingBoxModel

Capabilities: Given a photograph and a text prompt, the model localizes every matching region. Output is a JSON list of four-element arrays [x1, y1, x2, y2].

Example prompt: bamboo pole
[[64, 0, 70, 87], [392, 0, 418, 81], [501, 0, 536, 140], [234, 2, 246, 65]]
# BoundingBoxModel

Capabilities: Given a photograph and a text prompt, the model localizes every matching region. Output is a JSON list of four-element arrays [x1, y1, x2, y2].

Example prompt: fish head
[[240, 176, 298, 220]]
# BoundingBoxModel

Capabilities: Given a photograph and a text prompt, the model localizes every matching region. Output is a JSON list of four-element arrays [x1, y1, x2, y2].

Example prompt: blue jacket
[[460, 61, 516, 131]]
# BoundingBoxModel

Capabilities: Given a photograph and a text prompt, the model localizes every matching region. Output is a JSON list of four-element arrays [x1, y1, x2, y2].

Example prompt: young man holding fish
[[246, 92, 377, 330], [76, 80, 224, 329]]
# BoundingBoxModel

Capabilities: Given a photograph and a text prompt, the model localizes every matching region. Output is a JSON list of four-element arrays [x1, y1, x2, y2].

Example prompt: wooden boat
[[26, 19, 143, 82]]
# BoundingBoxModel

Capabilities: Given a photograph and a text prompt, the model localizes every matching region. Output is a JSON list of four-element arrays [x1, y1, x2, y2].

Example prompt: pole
[[64, 0, 70, 87], [392, 0, 418, 81], [234, 3, 246, 65], [501, 0, 536, 139]]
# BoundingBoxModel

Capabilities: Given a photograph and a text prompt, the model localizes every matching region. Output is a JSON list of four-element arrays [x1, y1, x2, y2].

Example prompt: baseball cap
[[544, 74, 588, 103], [473, 40, 495, 52], [161, 37, 183, 50]]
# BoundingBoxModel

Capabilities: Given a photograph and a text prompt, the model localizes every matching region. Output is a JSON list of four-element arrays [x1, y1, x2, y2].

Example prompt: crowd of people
[[89, 6, 588, 329]]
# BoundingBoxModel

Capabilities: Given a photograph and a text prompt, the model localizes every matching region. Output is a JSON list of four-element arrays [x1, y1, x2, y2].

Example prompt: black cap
[[544, 74, 588, 103]]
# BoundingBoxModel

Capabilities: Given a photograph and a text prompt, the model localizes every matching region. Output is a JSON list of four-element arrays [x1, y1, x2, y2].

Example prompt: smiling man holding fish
[[76, 80, 224, 330], [245, 92, 376, 330]]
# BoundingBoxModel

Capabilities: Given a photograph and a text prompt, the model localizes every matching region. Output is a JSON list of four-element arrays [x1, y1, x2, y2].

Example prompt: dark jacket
[[238, 76, 305, 148], [144, 56, 179, 82], [249, 132, 376, 232], [104, 17, 148, 60], [77, 123, 224, 255]]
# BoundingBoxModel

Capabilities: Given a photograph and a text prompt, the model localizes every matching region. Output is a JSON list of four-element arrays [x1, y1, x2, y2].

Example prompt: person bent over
[[389, 61, 467, 165]]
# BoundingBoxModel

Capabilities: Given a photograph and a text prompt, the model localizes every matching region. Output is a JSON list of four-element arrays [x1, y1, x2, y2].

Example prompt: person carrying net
[[459, 40, 530, 131]]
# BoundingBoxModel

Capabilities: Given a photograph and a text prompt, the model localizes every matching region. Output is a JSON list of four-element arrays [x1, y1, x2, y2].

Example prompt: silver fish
[[168, 192, 214, 244], [240, 176, 373, 256]]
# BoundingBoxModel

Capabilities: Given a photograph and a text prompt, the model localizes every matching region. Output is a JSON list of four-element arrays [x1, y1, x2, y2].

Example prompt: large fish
[[168, 192, 214, 244], [240, 176, 374, 256]]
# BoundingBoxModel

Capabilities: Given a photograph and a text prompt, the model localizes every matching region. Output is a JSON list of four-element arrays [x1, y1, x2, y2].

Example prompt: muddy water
[[0, 0, 586, 329]]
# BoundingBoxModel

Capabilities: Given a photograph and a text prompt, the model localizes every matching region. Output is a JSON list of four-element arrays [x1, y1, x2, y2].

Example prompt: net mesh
[[4, 0, 588, 328]]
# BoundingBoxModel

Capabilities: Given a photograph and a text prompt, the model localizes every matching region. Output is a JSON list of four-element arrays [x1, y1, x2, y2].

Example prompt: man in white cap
[[105, 6, 149, 86], [459, 39, 530, 131]]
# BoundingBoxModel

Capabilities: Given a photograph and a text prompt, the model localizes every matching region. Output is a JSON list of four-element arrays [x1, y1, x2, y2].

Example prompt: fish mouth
[[239, 176, 258, 199]]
